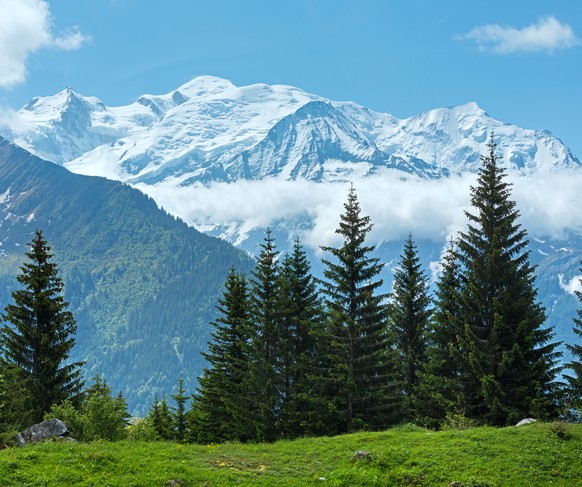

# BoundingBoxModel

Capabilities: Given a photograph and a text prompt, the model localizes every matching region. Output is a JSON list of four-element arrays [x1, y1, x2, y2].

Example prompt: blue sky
[[1, 0, 581, 157]]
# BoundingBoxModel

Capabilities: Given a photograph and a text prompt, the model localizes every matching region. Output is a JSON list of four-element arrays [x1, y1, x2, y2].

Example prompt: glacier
[[1, 75, 579, 189]]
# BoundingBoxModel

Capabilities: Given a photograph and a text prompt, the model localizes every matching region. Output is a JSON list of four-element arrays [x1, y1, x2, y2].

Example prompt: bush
[[440, 410, 477, 431], [547, 421, 573, 440], [45, 376, 129, 441], [126, 418, 159, 441]]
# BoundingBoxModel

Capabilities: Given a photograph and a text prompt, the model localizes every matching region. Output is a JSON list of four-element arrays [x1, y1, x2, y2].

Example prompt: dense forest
[[0, 137, 254, 414], [0, 138, 580, 444]]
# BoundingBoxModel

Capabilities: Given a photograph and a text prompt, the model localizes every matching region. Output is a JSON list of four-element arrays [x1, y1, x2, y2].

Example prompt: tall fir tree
[[387, 233, 431, 422], [276, 238, 327, 438], [416, 239, 464, 427], [190, 267, 252, 443], [0, 230, 84, 422], [455, 136, 561, 425], [320, 185, 402, 433], [247, 229, 283, 441], [565, 269, 582, 408]]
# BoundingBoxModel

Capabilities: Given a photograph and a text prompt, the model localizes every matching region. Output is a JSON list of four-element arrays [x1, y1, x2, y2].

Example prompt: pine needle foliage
[[0, 230, 84, 422], [454, 136, 561, 425], [416, 239, 464, 428], [171, 375, 189, 442], [190, 267, 252, 443], [247, 229, 282, 442], [565, 268, 582, 408], [276, 239, 327, 438], [388, 233, 431, 422], [320, 185, 402, 433]]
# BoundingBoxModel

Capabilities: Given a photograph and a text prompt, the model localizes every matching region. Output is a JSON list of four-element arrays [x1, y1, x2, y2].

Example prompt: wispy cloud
[[50, 28, 90, 51], [558, 274, 582, 296], [0, 0, 90, 88], [460, 16, 578, 54], [136, 169, 582, 253]]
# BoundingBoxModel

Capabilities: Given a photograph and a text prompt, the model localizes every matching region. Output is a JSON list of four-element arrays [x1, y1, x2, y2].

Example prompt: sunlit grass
[[0, 422, 580, 486]]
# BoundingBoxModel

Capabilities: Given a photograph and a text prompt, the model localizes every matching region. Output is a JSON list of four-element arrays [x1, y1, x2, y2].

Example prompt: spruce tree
[[276, 239, 327, 438], [320, 185, 401, 433], [191, 267, 251, 443], [247, 229, 282, 441], [0, 363, 32, 431], [455, 136, 561, 425], [416, 239, 464, 427], [172, 375, 189, 442], [148, 395, 174, 440], [0, 230, 84, 422], [565, 269, 582, 408], [387, 233, 431, 422]]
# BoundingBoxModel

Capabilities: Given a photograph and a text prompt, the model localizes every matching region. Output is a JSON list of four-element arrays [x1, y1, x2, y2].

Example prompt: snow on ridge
[[4, 75, 581, 185], [0, 188, 10, 205]]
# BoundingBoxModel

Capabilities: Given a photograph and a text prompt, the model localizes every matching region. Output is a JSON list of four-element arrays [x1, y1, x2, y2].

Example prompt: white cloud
[[509, 171, 582, 239], [460, 16, 578, 54], [136, 168, 582, 254], [50, 28, 89, 51], [0, 0, 90, 88], [558, 274, 582, 296]]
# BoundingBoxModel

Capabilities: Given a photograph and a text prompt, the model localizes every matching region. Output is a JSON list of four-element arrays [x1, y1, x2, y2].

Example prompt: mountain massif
[[0, 76, 581, 409], [2, 76, 579, 186]]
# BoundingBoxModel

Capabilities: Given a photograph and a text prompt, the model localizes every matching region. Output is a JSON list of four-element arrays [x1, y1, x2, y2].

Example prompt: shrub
[[44, 376, 129, 441], [440, 410, 477, 431]]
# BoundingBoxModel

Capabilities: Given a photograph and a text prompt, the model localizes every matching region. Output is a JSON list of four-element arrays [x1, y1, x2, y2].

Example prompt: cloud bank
[[460, 16, 578, 54], [137, 169, 582, 253], [559, 274, 582, 297], [0, 0, 90, 88]]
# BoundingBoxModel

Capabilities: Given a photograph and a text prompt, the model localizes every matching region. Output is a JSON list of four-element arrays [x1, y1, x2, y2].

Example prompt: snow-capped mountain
[[1, 76, 581, 368], [1, 76, 579, 188]]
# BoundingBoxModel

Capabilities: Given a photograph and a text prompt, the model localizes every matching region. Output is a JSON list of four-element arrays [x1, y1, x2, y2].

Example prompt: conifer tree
[[455, 136, 561, 425], [0, 230, 84, 422], [247, 229, 282, 441], [0, 363, 32, 431], [320, 185, 402, 433], [190, 267, 251, 443], [83, 377, 129, 441], [172, 375, 189, 442], [387, 233, 431, 422], [149, 395, 174, 440], [276, 239, 327, 437], [416, 239, 464, 427], [565, 270, 582, 408]]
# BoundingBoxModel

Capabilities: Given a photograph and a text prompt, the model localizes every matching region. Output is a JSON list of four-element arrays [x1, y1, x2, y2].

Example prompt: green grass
[[0, 423, 580, 486]]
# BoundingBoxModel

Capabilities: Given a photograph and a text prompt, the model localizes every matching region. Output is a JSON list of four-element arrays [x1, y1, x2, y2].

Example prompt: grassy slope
[[0, 423, 580, 486]]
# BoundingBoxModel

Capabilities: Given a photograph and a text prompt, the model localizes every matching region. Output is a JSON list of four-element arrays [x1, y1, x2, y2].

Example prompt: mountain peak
[[8, 76, 580, 184], [176, 75, 236, 97], [453, 101, 483, 113], [21, 87, 104, 120]]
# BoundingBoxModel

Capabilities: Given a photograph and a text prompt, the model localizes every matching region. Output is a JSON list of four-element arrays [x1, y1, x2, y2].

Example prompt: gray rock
[[15, 419, 73, 446], [515, 418, 537, 427], [352, 450, 371, 462]]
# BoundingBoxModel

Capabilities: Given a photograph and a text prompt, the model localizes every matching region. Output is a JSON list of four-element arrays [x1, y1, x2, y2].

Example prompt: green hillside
[[0, 423, 580, 486], [0, 138, 254, 414]]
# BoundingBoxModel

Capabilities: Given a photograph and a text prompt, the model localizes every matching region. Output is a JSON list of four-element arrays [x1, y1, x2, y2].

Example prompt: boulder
[[15, 419, 73, 446], [352, 450, 371, 462], [515, 418, 537, 427]]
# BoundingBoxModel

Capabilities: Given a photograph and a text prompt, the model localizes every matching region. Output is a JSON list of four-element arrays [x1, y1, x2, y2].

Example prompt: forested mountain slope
[[0, 137, 253, 414]]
